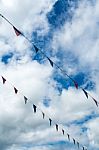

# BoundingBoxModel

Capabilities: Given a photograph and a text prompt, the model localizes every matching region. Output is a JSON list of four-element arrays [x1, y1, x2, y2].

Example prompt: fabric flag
[[62, 129, 65, 135], [49, 118, 52, 126], [33, 104, 37, 113], [74, 81, 78, 89], [34, 45, 39, 53], [92, 98, 98, 107], [24, 96, 28, 104], [82, 89, 88, 99], [83, 147, 85, 150], [14, 87, 18, 94], [42, 112, 45, 119], [73, 138, 75, 145], [2, 76, 6, 84], [67, 134, 70, 141], [13, 26, 22, 36], [47, 57, 53, 67], [77, 142, 79, 149], [56, 124, 58, 131]]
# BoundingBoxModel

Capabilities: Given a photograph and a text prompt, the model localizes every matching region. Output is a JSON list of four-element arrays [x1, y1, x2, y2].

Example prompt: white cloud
[[0, 0, 99, 150]]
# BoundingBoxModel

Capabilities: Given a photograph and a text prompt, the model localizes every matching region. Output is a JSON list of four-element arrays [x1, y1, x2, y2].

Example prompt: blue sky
[[0, 0, 99, 150]]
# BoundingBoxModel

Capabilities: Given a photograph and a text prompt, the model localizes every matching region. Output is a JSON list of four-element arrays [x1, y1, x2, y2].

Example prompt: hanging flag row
[[0, 75, 87, 150], [0, 14, 98, 107]]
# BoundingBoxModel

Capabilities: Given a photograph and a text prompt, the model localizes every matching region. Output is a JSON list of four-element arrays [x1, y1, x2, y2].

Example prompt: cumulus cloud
[[0, 0, 99, 150]]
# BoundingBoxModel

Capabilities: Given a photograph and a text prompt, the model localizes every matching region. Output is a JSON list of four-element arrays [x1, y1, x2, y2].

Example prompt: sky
[[0, 0, 99, 150]]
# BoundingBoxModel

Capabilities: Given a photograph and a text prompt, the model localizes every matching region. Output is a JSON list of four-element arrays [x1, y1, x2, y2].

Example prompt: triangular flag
[[33, 104, 37, 113], [83, 147, 85, 150], [77, 142, 79, 149], [13, 26, 22, 36], [56, 124, 58, 131], [24, 96, 28, 104], [62, 129, 65, 135], [74, 81, 78, 89], [34, 45, 39, 53], [67, 134, 70, 141], [82, 89, 88, 99], [49, 118, 52, 126], [47, 57, 53, 67], [73, 138, 75, 145], [14, 87, 18, 94], [42, 112, 45, 119], [2, 76, 6, 84], [92, 98, 98, 107]]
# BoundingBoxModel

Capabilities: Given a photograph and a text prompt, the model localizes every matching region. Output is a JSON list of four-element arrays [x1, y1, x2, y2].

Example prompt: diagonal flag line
[[0, 14, 98, 107], [0, 75, 88, 150]]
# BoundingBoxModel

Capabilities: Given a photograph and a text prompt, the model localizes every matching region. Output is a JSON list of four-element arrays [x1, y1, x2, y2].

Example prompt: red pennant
[[74, 81, 78, 89], [2, 76, 6, 84], [14, 87, 18, 94], [13, 26, 22, 36]]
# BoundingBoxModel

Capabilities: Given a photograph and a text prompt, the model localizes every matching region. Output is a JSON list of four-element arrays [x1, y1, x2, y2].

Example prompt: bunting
[[13, 26, 22, 36], [14, 87, 18, 94], [47, 57, 54, 67], [62, 129, 65, 135], [42, 112, 45, 119], [74, 81, 78, 89], [92, 98, 98, 107], [24, 96, 28, 104], [0, 14, 99, 107], [56, 124, 58, 131], [33, 45, 39, 53], [0, 74, 88, 150], [2, 76, 6, 84], [73, 138, 76, 145], [33, 104, 37, 113], [82, 89, 88, 99], [67, 134, 70, 141], [77, 142, 79, 149], [49, 118, 52, 126]]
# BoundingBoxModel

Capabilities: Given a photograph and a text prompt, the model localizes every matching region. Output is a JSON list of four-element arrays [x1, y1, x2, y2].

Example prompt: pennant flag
[[33, 104, 37, 113], [2, 76, 6, 84], [49, 118, 52, 126], [77, 142, 79, 149], [47, 57, 53, 67], [42, 112, 45, 119], [24, 96, 28, 104], [62, 129, 65, 135], [83, 147, 85, 150], [73, 138, 76, 145], [92, 98, 98, 107], [13, 26, 22, 36], [74, 81, 78, 89], [34, 45, 39, 53], [56, 124, 58, 131], [82, 89, 88, 99], [67, 134, 70, 141], [14, 87, 18, 94]]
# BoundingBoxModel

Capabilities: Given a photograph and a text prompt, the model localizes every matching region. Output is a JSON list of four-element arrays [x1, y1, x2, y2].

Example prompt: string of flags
[[0, 14, 98, 107], [0, 75, 88, 150]]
